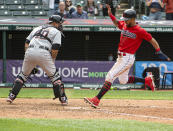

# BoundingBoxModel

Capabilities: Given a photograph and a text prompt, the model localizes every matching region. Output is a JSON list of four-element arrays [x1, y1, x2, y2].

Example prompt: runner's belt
[[118, 52, 126, 56], [117, 51, 134, 57]]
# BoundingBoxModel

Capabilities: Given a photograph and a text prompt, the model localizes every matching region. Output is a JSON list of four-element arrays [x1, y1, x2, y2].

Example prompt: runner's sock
[[128, 76, 145, 84], [97, 81, 112, 100]]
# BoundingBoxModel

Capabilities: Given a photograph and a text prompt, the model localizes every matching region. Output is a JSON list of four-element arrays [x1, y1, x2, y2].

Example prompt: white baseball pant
[[106, 51, 135, 84]]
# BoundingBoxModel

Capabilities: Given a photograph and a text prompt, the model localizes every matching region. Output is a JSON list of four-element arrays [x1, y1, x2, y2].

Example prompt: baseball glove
[[31, 68, 39, 75]]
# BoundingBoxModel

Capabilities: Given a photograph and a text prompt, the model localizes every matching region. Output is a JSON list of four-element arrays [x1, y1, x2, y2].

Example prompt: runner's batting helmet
[[122, 9, 136, 21], [48, 15, 65, 24]]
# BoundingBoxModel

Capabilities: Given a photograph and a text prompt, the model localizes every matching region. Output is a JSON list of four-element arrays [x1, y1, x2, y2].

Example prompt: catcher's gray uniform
[[22, 25, 61, 81]]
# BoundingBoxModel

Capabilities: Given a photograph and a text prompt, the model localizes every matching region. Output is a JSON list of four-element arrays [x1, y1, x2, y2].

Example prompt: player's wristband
[[109, 14, 116, 21], [156, 48, 160, 52]]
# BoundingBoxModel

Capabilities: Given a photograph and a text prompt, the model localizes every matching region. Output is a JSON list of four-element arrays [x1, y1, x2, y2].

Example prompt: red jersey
[[117, 21, 152, 54], [163, 0, 173, 13]]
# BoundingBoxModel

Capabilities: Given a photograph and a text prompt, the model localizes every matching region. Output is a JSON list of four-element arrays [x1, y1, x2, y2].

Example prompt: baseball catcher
[[7, 15, 68, 105]]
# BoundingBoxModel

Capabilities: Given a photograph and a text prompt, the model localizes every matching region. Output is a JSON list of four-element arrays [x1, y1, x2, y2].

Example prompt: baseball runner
[[84, 4, 171, 108], [7, 15, 68, 105]]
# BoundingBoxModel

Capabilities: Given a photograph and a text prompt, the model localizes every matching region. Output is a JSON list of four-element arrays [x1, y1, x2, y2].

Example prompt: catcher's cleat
[[84, 96, 100, 108], [6, 98, 13, 103], [145, 75, 155, 91], [6, 92, 16, 103], [60, 96, 68, 106]]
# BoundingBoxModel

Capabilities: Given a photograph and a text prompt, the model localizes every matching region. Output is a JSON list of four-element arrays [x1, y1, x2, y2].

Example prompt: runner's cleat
[[145, 75, 155, 91], [84, 96, 100, 108]]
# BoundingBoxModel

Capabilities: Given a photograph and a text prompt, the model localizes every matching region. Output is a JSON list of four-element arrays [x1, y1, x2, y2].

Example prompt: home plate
[[65, 106, 90, 110], [65, 106, 83, 110]]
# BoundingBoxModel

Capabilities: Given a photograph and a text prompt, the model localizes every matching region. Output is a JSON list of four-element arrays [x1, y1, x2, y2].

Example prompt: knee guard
[[50, 70, 62, 83], [8, 73, 25, 101]]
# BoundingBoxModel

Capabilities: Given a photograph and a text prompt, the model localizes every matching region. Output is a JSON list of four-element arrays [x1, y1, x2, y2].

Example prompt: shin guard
[[8, 79, 23, 101]]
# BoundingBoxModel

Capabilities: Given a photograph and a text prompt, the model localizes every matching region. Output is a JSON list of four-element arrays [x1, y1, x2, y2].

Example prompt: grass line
[[1, 88, 173, 100], [0, 118, 173, 131]]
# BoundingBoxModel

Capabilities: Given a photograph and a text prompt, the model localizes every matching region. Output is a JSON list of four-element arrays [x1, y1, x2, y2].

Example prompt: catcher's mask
[[48, 15, 65, 24]]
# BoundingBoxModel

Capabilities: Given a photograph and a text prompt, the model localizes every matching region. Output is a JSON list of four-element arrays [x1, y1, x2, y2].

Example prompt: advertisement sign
[[135, 61, 173, 85], [6, 60, 134, 84], [1, 18, 173, 32]]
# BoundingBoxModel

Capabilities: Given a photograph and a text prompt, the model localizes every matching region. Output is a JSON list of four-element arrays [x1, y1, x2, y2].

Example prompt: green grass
[[0, 118, 173, 131], [1, 88, 173, 130], [0, 88, 173, 100]]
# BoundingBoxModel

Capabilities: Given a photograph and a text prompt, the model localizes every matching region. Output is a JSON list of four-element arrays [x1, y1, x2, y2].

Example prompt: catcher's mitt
[[31, 68, 39, 75]]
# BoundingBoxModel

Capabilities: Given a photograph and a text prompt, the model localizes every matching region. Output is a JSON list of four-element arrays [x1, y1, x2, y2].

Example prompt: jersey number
[[41, 30, 49, 37], [35, 30, 49, 39]]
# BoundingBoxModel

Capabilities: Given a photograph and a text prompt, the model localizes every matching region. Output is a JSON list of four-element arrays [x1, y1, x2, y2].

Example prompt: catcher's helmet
[[122, 9, 136, 21], [48, 15, 65, 24]]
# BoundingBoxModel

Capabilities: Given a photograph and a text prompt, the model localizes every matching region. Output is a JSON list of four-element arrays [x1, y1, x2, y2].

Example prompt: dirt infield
[[0, 98, 173, 124]]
